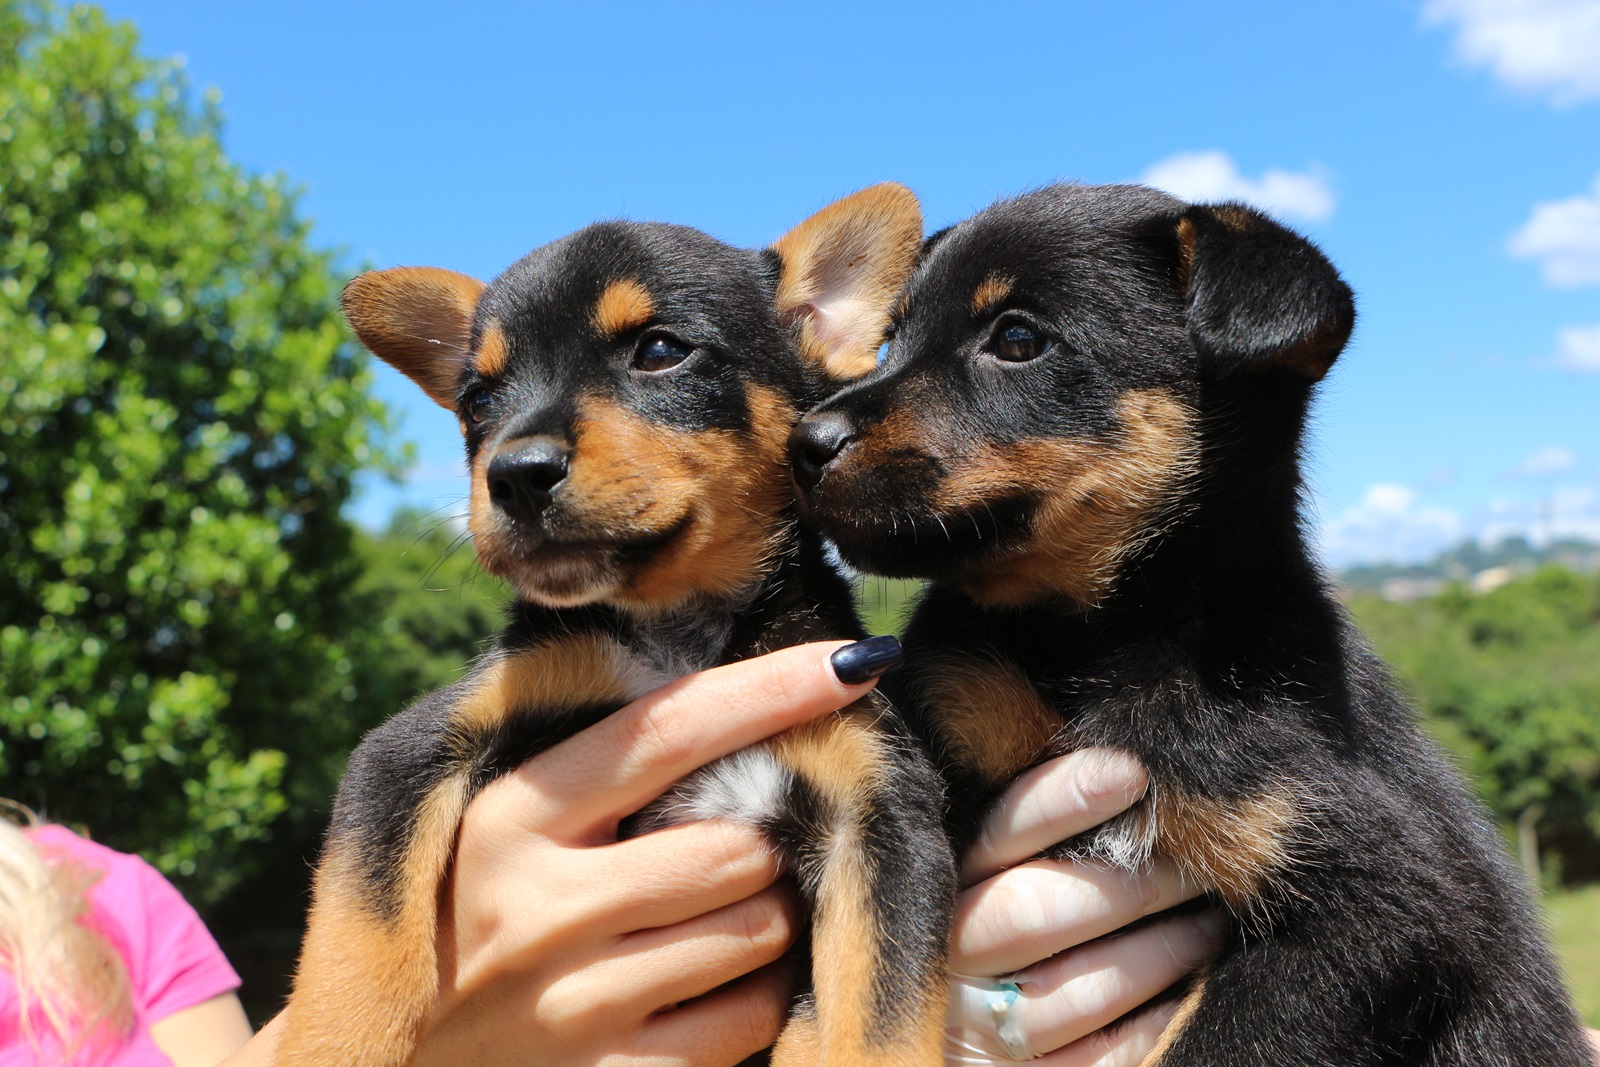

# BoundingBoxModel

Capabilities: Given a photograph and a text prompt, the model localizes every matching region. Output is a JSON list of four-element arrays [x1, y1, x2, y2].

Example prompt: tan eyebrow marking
[[593, 278, 655, 339], [971, 273, 1014, 316], [474, 321, 509, 377]]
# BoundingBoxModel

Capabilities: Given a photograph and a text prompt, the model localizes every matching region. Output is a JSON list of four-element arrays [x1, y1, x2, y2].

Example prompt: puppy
[[789, 183, 1590, 1065], [279, 185, 955, 1067]]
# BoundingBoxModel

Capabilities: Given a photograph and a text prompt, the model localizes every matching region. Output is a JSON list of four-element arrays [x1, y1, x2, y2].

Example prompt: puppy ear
[[342, 267, 486, 409], [1177, 204, 1354, 382], [771, 183, 923, 379]]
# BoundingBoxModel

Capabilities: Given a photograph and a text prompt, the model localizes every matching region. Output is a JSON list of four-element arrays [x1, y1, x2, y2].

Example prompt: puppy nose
[[486, 440, 570, 521], [788, 413, 854, 490]]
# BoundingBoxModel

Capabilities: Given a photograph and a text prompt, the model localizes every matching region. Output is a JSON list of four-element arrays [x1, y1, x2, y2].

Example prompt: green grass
[[1546, 884, 1600, 1027]]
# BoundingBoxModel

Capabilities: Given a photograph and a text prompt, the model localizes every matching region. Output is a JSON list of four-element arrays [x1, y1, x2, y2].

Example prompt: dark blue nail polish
[[830, 635, 903, 685]]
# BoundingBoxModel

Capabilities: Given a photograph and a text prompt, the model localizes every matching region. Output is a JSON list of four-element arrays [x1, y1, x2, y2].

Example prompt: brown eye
[[634, 335, 693, 372], [990, 322, 1050, 363], [465, 387, 495, 424]]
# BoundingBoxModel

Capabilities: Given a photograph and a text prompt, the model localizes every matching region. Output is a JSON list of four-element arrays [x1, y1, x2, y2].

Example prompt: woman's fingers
[[1010, 911, 1221, 1056], [507, 641, 876, 835], [447, 767, 785, 980], [580, 821, 785, 934], [952, 857, 1200, 976], [946, 912, 1218, 1065], [1033, 998, 1183, 1067], [630, 961, 798, 1067], [963, 749, 1148, 886], [582, 884, 799, 1011], [448, 816, 783, 975]]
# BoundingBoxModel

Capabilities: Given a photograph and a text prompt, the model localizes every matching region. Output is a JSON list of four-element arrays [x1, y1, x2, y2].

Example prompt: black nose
[[788, 413, 854, 491], [486, 440, 570, 521]]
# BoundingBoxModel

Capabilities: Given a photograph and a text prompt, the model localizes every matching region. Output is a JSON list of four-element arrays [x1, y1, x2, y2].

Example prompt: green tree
[[1350, 566, 1600, 884], [0, 1, 398, 912], [350, 508, 510, 711]]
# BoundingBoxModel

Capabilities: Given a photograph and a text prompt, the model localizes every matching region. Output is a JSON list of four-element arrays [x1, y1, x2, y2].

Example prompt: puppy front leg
[[771, 706, 955, 1067], [278, 702, 471, 1067], [1144, 920, 1589, 1067]]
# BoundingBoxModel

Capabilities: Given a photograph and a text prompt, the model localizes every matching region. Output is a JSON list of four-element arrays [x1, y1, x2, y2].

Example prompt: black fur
[[791, 183, 1589, 1065]]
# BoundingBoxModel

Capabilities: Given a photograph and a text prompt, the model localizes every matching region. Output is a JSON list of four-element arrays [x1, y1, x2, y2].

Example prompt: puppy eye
[[465, 387, 495, 424], [633, 334, 694, 373], [989, 322, 1050, 363]]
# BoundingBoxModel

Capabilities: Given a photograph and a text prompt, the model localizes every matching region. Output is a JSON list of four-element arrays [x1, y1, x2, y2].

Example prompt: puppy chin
[[505, 557, 624, 608]]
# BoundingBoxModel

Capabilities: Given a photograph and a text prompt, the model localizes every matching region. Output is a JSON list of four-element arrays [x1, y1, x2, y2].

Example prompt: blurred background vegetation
[[2, 0, 1596, 1027]]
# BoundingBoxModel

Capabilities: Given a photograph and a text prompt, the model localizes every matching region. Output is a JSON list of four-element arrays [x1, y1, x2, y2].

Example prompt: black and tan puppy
[[279, 185, 954, 1067], [789, 183, 1589, 1065]]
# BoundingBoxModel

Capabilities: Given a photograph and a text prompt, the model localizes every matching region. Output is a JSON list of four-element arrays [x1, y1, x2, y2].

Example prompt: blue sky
[[101, 0, 1600, 567]]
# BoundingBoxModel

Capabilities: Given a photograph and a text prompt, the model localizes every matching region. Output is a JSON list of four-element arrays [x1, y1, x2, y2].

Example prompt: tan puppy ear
[[342, 267, 486, 410], [771, 183, 923, 379]]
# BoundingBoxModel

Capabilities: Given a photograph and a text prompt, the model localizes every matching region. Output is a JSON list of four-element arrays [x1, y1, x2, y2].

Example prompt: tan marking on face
[[592, 278, 655, 339], [1143, 977, 1208, 1065], [773, 708, 948, 1064], [946, 389, 1199, 609], [916, 654, 1059, 786], [828, 400, 932, 478], [474, 321, 509, 377], [472, 386, 796, 611], [452, 638, 666, 737], [1156, 787, 1297, 908], [466, 447, 505, 575], [632, 385, 795, 608], [285, 775, 470, 1065], [970, 273, 1013, 317]]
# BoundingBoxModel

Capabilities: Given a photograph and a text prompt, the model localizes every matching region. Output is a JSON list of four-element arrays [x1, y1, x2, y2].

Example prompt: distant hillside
[[1337, 537, 1600, 602]]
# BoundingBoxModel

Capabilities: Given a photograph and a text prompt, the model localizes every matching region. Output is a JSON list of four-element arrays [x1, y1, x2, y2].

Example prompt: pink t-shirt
[[0, 827, 242, 1066]]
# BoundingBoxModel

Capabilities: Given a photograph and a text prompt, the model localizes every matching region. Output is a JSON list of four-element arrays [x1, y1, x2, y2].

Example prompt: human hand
[[947, 749, 1222, 1066], [410, 640, 886, 1067]]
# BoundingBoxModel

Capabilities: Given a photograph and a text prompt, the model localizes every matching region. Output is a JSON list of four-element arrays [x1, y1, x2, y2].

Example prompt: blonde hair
[[0, 804, 133, 1057]]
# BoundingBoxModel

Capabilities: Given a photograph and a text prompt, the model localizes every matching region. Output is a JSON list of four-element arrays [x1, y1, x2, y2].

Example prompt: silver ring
[[949, 973, 1037, 1061], [984, 977, 1032, 1060]]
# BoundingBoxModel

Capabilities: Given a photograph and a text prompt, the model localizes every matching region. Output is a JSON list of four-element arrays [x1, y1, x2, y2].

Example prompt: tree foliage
[[349, 509, 509, 714], [0, 0, 397, 905], [1349, 566, 1600, 883]]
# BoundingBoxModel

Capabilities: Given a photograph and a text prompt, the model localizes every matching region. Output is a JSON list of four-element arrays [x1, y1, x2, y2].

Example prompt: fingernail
[[830, 635, 903, 685]]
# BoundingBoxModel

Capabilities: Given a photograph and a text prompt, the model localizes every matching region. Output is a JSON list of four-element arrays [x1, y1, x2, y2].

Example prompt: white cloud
[[1140, 151, 1336, 224], [1556, 323, 1600, 371], [1423, 0, 1600, 104], [1365, 484, 1419, 514], [1316, 483, 1465, 567], [1508, 174, 1600, 287], [1478, 485, 1600, 545], [1318, 478, 1600, 566], [1512, 444, 1580, 476]]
